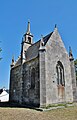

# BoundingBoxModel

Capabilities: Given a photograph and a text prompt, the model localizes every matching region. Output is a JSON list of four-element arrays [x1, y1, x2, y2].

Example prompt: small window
[[28, 37, 31, 43]]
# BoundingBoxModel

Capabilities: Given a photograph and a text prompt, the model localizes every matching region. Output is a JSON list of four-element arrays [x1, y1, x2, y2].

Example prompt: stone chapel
[[9, 21, 77, 107]]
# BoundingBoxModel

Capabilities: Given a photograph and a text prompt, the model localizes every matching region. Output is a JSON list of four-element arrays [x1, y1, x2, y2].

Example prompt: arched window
[[56, 61, 65, 86], [28, 37, 31, 43], [31, 68, 35, 89]]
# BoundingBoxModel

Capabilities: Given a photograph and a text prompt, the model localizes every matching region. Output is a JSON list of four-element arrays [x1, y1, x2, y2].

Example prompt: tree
[[74, 59, 77, 65]]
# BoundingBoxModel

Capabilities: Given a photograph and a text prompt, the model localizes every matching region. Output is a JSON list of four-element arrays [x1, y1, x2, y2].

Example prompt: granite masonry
[[9, 22, 77, 107]]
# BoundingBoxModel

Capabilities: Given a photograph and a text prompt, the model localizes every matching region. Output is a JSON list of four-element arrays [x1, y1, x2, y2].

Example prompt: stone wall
[[45, 28, 73, 106], [39, 47, 46, 107], [22, 57, 40, 106], [9, 65, 23, 103], [10, 57, 40, 106], [70, 60, 77, 101]]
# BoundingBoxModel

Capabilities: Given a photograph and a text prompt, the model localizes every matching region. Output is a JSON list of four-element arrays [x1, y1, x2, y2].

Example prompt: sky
[[0, 0, 77, 89]]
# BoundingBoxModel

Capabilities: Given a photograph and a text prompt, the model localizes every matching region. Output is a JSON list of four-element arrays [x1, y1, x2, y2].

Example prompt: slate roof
[[26, 40, 40, 61], [43, 32, 53, 45], [14, 56, 21, 67], [14, 32, 53, 67], [26, 32, 53, 61]]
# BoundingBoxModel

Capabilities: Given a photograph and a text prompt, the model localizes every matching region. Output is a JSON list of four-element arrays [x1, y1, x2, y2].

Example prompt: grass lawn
[[0, 106, 77, 120]]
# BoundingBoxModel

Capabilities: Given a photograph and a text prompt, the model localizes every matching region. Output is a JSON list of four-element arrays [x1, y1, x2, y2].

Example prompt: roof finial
[[12, 55, 14, 63], [41, 34, 44, 46], [69, 46, 74, 61], [54, 24, 58, 32], [26, 20, 30, 34], [11, 55, 15, 67], [55, 24, 57, 28]]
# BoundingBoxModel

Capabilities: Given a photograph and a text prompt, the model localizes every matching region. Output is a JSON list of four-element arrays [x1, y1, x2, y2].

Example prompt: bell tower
[[24, 21, 33, 44], [21, 21, 33, 64]]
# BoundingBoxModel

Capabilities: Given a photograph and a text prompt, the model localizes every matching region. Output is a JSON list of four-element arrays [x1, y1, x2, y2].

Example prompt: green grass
[[0, 106, 77, 120], [43, 102, 73, 109]]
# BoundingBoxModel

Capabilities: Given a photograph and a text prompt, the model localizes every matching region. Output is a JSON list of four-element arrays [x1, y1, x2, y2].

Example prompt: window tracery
[[56, 61, 65, 86]]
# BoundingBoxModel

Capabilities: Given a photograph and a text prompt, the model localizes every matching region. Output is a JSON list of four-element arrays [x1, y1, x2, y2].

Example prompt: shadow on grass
[[0, 102, 39, 110]]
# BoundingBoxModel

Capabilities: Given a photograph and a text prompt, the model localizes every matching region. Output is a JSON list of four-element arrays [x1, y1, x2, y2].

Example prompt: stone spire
[[69, 46, 74, 61], [54, 24, 58, 33], [23, 21, 33, 44], [40, 35, 44, 46], [26, 20, 30, 34], [55, 24, 57, 28], [39, 35, 45, 51], [11, 56, 15, 68]]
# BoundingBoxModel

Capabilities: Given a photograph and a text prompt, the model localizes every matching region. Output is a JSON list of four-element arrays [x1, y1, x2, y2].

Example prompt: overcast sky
[[0, 0, 77, 88]]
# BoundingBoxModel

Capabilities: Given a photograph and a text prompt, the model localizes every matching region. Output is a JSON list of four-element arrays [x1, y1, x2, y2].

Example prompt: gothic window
[[56, 61, 65, 86], [31, 68, 35, 89]]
